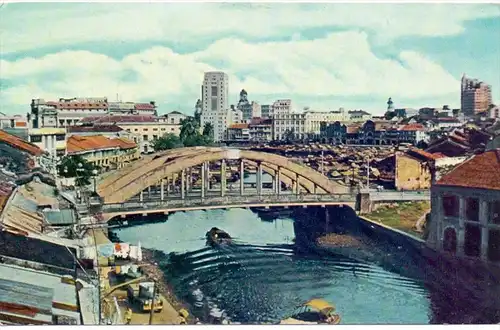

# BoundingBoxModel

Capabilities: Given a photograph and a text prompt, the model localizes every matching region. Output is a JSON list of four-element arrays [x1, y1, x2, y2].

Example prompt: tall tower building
[[201, 72, 230, 142], [461, 74, 492, 116]]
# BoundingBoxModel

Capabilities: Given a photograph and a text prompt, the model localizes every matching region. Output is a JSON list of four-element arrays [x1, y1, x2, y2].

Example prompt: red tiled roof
[[436, 149, 500, 190], [229, 123, 249, 129], [0, 130, 44, 156], [134, 103, 155, 110], [399, 123, 425, 131], [249, 118, 272, 126], [68, 125, 123, 133], [79, 115, 158, 124], [67, 135, 136, 154], [407, 147, 443, 161]]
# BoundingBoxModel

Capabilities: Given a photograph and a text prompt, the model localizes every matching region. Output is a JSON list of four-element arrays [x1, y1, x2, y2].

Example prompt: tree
[[57, 155, 96, 186], [179, 117, 199, 142], [152, 133, 183, 151], [202, 122, 214, 140], [284, 128, 296, 143]]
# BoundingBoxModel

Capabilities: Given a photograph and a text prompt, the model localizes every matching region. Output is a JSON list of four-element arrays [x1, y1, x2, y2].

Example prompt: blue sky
[[1, 2, 499, 116]]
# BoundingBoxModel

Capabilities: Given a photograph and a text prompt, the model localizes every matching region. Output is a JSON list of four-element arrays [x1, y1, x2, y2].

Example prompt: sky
[[1, 2, 500, 116]]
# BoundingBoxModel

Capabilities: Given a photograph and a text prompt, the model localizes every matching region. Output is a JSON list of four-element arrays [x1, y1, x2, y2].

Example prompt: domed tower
[[387, 97, 394, 111]]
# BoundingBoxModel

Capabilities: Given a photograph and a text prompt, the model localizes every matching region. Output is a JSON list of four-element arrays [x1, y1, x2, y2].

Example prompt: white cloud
[[1, 3, 499, 54], [1, 32, 461, 115]]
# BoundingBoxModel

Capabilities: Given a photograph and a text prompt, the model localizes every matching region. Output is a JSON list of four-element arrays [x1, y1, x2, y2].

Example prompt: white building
[[271, 99, 292, 116], [304, 109, 349, 138], [28, 108, 67, 158], [201, 72, 230, 142], [348, 110, 372, 122], [273, 112, 306, 141]]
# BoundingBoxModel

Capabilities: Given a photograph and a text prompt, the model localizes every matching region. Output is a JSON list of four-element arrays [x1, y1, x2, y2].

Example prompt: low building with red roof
[[427, 148, 500, 264], [66, 135, 139, 170]]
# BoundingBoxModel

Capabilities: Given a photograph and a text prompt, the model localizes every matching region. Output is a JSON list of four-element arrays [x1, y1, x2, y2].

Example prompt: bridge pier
[[221, 159, 226, 197], [160, 179, 165, 201], [205, 162, 211, 192], [276, 167, 281, 195], [257, 161, 262, 197], [181, 169, 186, 199], [140, 191, 144, 202], [201, 163, 206, 199], [296, 175, 300, 195], [240, 160, 245, 196], [186, 168, 191, 192]]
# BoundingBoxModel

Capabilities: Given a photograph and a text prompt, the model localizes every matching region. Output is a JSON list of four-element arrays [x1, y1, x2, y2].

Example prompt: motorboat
[[206, 227, 232, 247], [280, 299, 341, 325]]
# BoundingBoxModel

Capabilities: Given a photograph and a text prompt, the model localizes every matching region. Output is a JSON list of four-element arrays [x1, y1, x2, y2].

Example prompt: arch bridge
[[97, 147, 356, 220]]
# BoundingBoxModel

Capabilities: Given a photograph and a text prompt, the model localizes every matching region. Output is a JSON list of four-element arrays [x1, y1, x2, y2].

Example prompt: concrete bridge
[[95, 147, 430, 221]]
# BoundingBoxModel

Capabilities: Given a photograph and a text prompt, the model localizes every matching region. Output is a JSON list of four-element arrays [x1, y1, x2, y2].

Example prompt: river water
[[113, 208, 433, 324], [111, 174, 500, 324]]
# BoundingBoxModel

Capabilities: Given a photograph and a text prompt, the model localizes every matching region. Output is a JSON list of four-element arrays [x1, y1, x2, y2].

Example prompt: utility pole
[[148, 280, 156, 325], [366, 157, 370, 190], [320, 150, 324, 175]]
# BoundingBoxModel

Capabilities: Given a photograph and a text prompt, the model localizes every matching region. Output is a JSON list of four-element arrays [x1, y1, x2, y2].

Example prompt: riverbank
[[104, 230, 194, 324], [140, 248, 195, 324], [364, 201, 430, 238]]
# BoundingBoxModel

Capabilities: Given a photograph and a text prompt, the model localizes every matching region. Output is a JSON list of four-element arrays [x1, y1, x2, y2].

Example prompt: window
[[143, 135, 148, 141], [126, 129, 131, 132], [134, 129, 138, 132], [143, 128, 148, 132], [171, 118, 175, 124], [443, 227, 457, 253], [490, 201, 500, 224], [466, 198, 479, 222], [55, 134, 65, 141], [211, 86, 218, 97], [442, 195, 459, 217], [153, 135, 158, 140], [153, 128, 158, 131], [488, 229, 500, 262], [464, 223, 481, 257], [30, 135, 42, 143]]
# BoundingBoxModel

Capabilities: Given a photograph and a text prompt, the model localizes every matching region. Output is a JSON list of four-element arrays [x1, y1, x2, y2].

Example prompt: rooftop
[[0, 130, 44, 156], [399, 123, 426, 131], [436, 149, 500, 190], [229, 123, 249, 129], [67, 135, 136, 154], [79, 115, 158, 124], [134, 103, 155, 110], [67, 125, 123, 133]]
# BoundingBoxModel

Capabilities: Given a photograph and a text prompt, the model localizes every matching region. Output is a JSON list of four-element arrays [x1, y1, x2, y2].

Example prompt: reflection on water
[[113, 208, 500, 324]]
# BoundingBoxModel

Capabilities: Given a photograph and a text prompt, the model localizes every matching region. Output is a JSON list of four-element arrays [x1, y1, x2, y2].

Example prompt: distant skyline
[[1, 2, 499, 116]]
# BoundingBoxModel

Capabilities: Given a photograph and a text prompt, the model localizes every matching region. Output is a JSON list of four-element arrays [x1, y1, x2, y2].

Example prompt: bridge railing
[[101, 193, 357, 213], [369, 190, 430, 202]]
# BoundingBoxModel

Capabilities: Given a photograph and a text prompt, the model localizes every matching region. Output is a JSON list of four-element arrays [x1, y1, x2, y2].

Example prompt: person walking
[[125, 307, 133, 325]]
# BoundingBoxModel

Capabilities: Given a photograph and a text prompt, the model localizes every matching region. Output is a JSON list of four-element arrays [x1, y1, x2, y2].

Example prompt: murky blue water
[[114, 208, 432, 324]]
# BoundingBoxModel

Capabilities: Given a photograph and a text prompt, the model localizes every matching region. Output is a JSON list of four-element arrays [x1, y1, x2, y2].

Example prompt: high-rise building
[[461, 74, 492, 116], [201, 72, 230, 142]]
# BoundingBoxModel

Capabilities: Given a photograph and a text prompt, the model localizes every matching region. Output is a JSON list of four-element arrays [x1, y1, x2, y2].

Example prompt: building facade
[[66, 135, 140, 171], [261, 105, 272, 119], [271, 99, 292, 116], [304, 109, 348, 138], [427, 149, 500, 264], [348, 110, 372, 122], [28, 107, 67, 158], [226, 124, 250, 142], [78, 115, 183, 154], [461, 75, 493, 116], [201, 72, 230, 142], [273, 112, 306, 141], [249, 118, 273, 142]]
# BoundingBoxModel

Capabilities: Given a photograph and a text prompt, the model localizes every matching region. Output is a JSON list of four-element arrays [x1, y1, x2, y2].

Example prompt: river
[[111, 174, 500, 325], [113, 208, 432, 324]]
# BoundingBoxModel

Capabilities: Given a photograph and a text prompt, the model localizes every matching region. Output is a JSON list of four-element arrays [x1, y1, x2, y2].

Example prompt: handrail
[[101, 193, 357, 212]]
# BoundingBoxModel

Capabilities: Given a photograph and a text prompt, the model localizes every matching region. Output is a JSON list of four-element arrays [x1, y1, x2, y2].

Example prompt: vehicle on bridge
[[127, 281, 164, 313], [206, 227, 232, 247], [280, 299, 341, 325]]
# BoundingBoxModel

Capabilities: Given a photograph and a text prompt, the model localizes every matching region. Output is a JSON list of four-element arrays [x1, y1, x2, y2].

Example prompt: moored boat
[[280, 299, 341, 325]]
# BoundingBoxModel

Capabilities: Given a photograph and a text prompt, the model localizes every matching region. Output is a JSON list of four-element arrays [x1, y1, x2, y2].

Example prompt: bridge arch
[[99, 148, 346, 204]]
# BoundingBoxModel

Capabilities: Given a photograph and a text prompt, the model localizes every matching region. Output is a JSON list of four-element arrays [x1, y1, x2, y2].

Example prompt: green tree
[[202, 122, 214, 140], [57, 155, 96, 186], [284, 128, 296, 143], [152, 133, 184, 151], [179, 117, 199, 142]]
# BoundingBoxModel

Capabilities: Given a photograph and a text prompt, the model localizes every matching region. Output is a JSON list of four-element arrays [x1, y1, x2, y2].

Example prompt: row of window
[[30, 134, 65, 143], [442, 195, 500, 224]]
